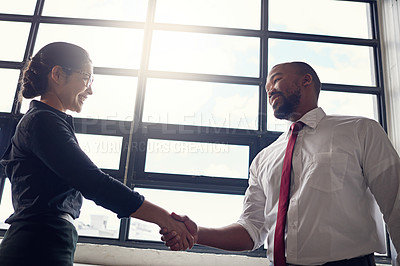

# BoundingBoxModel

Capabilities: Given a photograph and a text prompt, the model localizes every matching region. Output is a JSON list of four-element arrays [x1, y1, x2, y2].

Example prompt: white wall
[[378, 0, 400, 265], [73, 243, 269, 266]]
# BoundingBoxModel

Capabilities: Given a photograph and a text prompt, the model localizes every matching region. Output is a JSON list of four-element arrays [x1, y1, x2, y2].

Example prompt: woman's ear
[[50, 65, 65, 85]]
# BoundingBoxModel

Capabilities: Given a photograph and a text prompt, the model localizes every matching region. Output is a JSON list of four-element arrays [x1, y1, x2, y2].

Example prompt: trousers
[[287, 254, 376, 266], [0, 215, 78, 266]]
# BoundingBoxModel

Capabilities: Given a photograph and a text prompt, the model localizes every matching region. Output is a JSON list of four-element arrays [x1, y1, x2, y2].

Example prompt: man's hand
[[130, 200, 194, 251], [160, 212, 198, 251], [163, 213, 195, 251]]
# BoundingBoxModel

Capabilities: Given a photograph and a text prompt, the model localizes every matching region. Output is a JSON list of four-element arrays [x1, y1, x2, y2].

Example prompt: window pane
[[71, 75, 138, 121], [269, 0, 371, 39], [0, 0, 36, 15], [319, 91, 378, 121], [149, 31, 259, 77], [155, 0, 261, 30], [74, 197, 120, 239], [76, 134, 123, 170], [0, 21, 31, 62], [42, 0, 147, 21], [0, 69, 20, 113], [35, 24, 144, 69], [145, 139, 249, 179], [0, 179, 13, 230], [143, 78, 258, 130], [268, 39, 375, 86], [129, 188, 244, 241], [20, 97, 39, 114]]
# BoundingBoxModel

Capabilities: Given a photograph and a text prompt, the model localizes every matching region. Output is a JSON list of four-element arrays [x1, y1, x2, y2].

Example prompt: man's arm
[[162, 213, 254, 251], [197, 223, 254, 251], [361, 119, 400, 261]]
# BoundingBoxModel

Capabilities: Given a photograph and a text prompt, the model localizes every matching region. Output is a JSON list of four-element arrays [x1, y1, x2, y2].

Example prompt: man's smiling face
[[266, 63, 302, 120]]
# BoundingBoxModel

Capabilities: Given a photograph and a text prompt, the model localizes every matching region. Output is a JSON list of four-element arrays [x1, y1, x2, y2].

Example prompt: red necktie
[[274, 122, 304, 266]]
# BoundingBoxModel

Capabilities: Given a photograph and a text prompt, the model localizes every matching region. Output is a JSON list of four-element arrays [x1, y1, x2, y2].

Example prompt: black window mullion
[[38, 16, 145, 29], [268, 30, 379, 47], [259, 0, 269, 133], [125, 0, 157, 186], [11, 0, 45, 115], [146, 70, 260, 86]]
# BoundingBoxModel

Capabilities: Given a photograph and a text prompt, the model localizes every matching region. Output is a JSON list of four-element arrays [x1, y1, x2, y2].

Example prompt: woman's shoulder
[[18, 107, 70, 137], [20, 107, 60, 125]]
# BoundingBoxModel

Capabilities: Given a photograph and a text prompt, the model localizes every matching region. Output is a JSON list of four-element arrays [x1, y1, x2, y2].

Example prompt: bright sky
[[0, 0, 379, 241]]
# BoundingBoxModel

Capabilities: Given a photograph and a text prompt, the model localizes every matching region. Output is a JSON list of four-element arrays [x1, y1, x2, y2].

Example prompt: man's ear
[[302, 73, 313, 87], [50, 65, 65, 85]]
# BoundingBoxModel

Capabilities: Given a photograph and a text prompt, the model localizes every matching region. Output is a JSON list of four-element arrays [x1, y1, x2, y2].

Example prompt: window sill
[[74, 243, 269, 266]]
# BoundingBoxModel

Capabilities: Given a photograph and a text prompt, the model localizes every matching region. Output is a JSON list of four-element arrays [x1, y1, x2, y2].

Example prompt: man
[[162, 62, 400, 265]]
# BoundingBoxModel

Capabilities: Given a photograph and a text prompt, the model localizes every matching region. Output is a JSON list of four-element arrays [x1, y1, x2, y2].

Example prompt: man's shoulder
[[322, 114, 378, 128], [325, 113, 372, 120], [319, 114, 385, 143]]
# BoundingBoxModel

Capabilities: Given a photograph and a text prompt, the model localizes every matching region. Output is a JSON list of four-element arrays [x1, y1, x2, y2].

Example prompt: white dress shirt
[[237, 107, 400, 265]]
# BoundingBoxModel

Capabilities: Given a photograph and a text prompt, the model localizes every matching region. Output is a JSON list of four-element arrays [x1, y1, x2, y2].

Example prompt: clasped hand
[[160, 212, 198, 251]]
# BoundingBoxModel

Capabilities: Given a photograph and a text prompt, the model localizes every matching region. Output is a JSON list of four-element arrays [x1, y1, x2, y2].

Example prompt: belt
[[58, 213, 75, 224], [288, 254, 376, 266]]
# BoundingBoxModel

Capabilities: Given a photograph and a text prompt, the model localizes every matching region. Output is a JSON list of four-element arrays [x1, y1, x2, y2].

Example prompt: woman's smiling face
[[60, 63, 93, 113]]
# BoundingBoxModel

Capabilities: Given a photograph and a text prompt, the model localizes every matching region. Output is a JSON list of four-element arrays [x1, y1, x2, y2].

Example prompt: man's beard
[[273, 88, 301, 120]]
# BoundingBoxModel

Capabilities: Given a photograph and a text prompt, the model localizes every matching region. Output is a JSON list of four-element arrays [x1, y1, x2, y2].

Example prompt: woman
[[0, 42, 193, 265]]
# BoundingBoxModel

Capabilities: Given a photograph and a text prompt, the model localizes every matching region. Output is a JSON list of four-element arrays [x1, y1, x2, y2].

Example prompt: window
[[268, 39, 375, 86], [269, 0, 371, 38], [143, 79, 259, 129], [0, 179, 12, 230], [145, 139, 249, 178], [0, 0, 389, 260], [129, 188, 244, 242], [0, 69, 20, 113]]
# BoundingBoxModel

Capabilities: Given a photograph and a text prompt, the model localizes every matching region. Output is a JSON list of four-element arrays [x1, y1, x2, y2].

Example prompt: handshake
[[159, 212, 198, 251]]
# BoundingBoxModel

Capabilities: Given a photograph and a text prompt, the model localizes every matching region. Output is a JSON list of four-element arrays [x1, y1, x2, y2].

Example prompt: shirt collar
[[284, 107, 326, 138], [29, 100, 74, 128], [298, 107, 326, 129], [30, 100, 67, 118]]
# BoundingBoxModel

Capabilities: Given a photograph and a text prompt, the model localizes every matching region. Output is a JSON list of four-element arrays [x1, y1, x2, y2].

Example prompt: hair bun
[[19, 60, 47, 99]]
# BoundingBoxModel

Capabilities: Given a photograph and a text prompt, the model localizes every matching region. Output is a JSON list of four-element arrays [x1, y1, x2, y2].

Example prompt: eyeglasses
[[62, 67, 94, 87]]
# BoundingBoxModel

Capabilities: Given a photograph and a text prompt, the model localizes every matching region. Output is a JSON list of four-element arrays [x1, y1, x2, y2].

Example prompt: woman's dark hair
[[19, 42, 92, 100]]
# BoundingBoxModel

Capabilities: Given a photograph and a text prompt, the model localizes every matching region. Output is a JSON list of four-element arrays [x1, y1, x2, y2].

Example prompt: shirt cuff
[[236, 220, 262, 251]]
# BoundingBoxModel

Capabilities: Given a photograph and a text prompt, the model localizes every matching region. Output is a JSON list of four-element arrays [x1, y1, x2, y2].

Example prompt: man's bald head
[[271, 61, 321, 99]]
